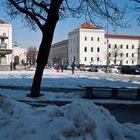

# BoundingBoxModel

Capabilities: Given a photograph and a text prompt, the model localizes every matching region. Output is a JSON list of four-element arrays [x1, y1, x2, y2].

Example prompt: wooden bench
[[83, 86, 140, 100]]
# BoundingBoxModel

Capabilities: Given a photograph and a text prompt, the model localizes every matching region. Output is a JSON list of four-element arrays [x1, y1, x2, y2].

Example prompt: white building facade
[[0, 20, 27, 67], [105, 34, 140, 65], [49, 22, 140, 66], [0, 20, 12, 64], [68, 23, 106, 65], [12, 46, 27, 65]]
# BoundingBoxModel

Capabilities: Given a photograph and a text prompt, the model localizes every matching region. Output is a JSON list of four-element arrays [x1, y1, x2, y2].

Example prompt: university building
[[0, 19, 12, 65], [48, 22, 140, 66], [0, 20, 27, 66]]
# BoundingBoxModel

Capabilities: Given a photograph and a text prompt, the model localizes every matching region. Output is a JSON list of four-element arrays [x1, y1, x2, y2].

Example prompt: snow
[[0, 69, 140, 140]]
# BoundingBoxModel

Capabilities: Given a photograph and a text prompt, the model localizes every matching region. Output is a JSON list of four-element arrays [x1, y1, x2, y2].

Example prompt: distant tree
[[108, 45, 122, 65], [27, 47, 37, 66], [5, 0, 125, 97], [128, 0, 140, 25]]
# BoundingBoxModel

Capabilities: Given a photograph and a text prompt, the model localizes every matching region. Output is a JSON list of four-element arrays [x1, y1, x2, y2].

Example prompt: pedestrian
[[27, 60, 30, 69], [60, 64, 64, 72], [56, 64, 60, 72], [10, 61, 13, 71], [71, 62, 76, 74], [13, 62, 16, 70]]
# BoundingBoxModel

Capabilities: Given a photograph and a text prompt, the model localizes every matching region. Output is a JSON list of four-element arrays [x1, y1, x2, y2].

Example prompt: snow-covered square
[[0, 69, 140, 140]]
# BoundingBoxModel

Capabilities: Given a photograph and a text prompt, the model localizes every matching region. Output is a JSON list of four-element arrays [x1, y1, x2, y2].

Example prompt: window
[[109, 44, 111, 49], [132, 45, 134, 49], [97, 57, 99, 61], [114, 44, 117, 48], [120, 60, 123, 65], [91, 57, 93, 61], [120, 53, 123, 57], [84, 47, 87, 52], [126, 61, 128, 64], [120, 44, 123, 49], [132, 60, 134, 64], [85, 37, 87, 41], [126, 53, 128, 57], [77, 36, 79, 41], [91, 47, 93, 52], [73, 57, 75, 62], [109, 53, 111, 57], [132, 53, 134, 57], [91, 37, 93, 41], [126, 45, 129, 49], [85, 57, 87, 61], [77, 47, 78, 52], [73, 48, 75, 53], [97, 47, 100, 52], [97, 37, 100, 41]]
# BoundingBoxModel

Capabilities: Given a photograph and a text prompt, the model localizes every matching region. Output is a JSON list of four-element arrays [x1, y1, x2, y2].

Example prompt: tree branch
[[8, 0, 44, 30], [32, 0, 50, 13]]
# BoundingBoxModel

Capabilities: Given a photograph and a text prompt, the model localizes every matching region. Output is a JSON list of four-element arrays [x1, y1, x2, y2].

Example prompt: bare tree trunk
[[29, 31, 54, 96], [29, 26, 58, 97], [29, 63, 45, 97], [29, 35, 51, 97], [28, 0, 63, 97], [29, 33, 54, 97]]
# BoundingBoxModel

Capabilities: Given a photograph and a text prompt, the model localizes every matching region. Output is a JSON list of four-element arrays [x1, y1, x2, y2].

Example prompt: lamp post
[[106, 8, 118, 73], [106, 23, 109, 73]]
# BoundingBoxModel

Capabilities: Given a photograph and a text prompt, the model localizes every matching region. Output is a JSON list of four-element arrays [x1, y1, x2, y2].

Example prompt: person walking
[[71, 62, 76, 74], [13, 62, 16, 70], [10, 61, 13, 71], [56, 64, 60, 72], [60, 64, 64, 72]]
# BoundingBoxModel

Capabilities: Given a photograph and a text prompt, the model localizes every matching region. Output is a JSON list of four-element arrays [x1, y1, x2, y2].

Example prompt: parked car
[[66, 65, 72, 70], [88, 65, 103, 72], [66, 65, 77, 70], [79, 65, 85, 71], [83, 65, 91, 71], [109, 65, 119, 73], [120, 65, 140, 74], [79, 65, 90, 71]]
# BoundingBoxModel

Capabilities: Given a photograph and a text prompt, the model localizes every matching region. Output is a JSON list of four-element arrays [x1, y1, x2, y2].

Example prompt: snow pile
[[0, 94, 140, 140]]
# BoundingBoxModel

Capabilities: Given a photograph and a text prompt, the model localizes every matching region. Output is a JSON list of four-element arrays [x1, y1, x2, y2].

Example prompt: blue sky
[[0, 0, 140, 48]]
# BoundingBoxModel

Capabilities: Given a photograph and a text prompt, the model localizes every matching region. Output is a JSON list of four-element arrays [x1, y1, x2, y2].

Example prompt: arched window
[[14, 56, 19, 65], [97, 47, 100, 52]]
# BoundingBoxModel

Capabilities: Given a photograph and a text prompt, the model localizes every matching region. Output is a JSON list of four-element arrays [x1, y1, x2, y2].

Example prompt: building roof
[[80, 22, 98, 29], [0, 20, 7, 24], [105, 34, 140, 40], [51, 39, 68, 48]]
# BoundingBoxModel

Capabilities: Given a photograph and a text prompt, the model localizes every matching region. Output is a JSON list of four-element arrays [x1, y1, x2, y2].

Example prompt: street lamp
[[114, 8, 119, 17], [106, 8, 119, 73]]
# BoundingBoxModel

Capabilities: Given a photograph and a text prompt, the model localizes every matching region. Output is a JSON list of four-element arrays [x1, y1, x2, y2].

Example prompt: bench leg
[[112, 88, 118, 99], [86, 87, 93, 99], [137, 89, 140, 100]]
